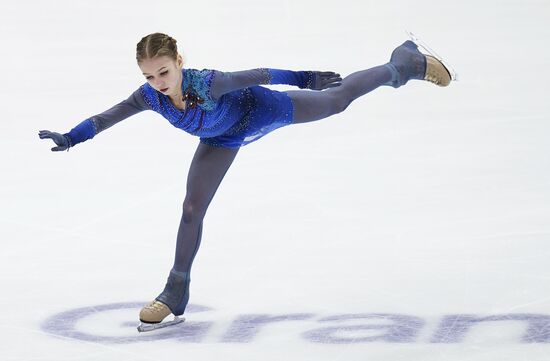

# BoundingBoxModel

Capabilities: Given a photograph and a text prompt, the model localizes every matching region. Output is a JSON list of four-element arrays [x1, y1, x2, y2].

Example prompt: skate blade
[[137, 316, 185, 332], [405, 30, 459, 82]]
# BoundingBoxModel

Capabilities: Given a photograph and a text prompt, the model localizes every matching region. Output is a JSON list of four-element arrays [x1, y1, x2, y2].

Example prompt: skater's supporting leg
[[286, 64, 393, 124], [142, 142, 239, 322], [174, 142, 238, 273]]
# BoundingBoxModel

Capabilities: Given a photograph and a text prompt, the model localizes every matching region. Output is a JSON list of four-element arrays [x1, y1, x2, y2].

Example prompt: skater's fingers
[[319, 71, 339, 77], [39, 133, 53, 139], [322, 76, 342, 84], [40, 132, 67, 144], [320, 74, 339, 81], [325, 82, 342, 88], [327, 76, 342, 82], [323, 77, 342, 86], [327, 73, 341, 80], [51, 146, 67, 152]]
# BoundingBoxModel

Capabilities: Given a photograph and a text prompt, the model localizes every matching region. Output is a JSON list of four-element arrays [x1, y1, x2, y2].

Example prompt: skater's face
[[139, 55, 183, 96]]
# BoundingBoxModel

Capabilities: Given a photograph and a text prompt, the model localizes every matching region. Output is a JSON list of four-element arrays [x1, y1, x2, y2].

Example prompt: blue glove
[[270, 70, 342, 90], [308, 71, 342, 90], [39, 119, 96, 151], [38, 130, 70, 152]]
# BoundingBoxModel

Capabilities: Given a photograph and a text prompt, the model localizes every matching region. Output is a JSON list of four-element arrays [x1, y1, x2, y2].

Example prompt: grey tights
[[169, 63, 393, 312], [286, 64, 393, 123]]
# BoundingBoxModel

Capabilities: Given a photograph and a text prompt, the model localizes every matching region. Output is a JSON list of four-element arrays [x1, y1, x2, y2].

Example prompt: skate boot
[[137, 269, 190, 332], [385, 40, 452, 88]]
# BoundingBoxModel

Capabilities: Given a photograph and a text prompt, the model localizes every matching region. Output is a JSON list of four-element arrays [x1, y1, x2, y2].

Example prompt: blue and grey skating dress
[[64, 68, 314, 149]]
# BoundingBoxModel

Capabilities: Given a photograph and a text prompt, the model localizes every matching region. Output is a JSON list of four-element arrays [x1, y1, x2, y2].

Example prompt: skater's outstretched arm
[[38, 89, 149, 151], [210, 68, 342, 101]]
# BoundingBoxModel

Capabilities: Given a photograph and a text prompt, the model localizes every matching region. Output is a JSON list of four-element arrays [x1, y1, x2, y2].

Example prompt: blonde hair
[[136, 33, 179, 63]]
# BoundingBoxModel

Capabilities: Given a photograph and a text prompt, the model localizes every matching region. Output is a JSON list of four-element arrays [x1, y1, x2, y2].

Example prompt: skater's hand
[[38, 130, 70, 152], [308, 71, 342, 90]]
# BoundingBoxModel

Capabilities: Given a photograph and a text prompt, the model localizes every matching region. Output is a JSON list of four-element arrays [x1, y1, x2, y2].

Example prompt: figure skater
[[38, 32, 452, 332]]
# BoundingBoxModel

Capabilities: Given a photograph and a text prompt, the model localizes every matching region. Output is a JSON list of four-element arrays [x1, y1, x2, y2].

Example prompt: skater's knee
[[181, 201, 205, 224]]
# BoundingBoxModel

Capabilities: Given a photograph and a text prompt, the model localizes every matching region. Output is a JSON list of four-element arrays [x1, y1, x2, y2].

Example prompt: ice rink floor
[[1, 0, 550, 360]]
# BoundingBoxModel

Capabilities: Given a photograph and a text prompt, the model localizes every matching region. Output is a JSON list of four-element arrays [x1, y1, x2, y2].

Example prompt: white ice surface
[[1, 0, 550, 360]]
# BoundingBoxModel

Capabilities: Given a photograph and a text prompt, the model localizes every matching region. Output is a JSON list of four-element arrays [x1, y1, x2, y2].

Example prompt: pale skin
[[139, 54, 186, 110]]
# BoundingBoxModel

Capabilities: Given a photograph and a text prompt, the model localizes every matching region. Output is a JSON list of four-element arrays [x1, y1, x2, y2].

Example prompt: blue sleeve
[[209, 68, 314, 100], [64, 88, 149, 148]]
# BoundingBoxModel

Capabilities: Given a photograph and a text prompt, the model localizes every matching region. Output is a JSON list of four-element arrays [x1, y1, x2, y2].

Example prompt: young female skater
[[38, 32, 452, 331]]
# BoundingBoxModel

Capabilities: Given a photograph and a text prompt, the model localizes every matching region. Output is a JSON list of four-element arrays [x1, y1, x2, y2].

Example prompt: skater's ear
[[177, 54, 184, 69]]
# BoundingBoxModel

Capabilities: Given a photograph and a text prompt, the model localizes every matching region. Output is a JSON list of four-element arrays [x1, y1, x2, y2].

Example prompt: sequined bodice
[[139, 68, 253, 138]]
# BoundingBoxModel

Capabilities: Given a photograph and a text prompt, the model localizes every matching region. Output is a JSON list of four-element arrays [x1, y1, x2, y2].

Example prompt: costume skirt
[[200, 86, 294, 148]]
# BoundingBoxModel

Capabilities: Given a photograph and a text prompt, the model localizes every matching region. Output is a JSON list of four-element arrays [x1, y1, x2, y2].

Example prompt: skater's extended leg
[[287, 65, 393, 124], [140, 142, 238, 324], [287, 40, 452, 124]]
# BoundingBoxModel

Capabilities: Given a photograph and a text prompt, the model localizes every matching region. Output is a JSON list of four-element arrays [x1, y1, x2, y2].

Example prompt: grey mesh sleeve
[[209, 69, 271, 101], [91, 88, 150, 134], [209, 68, 314, 101]]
